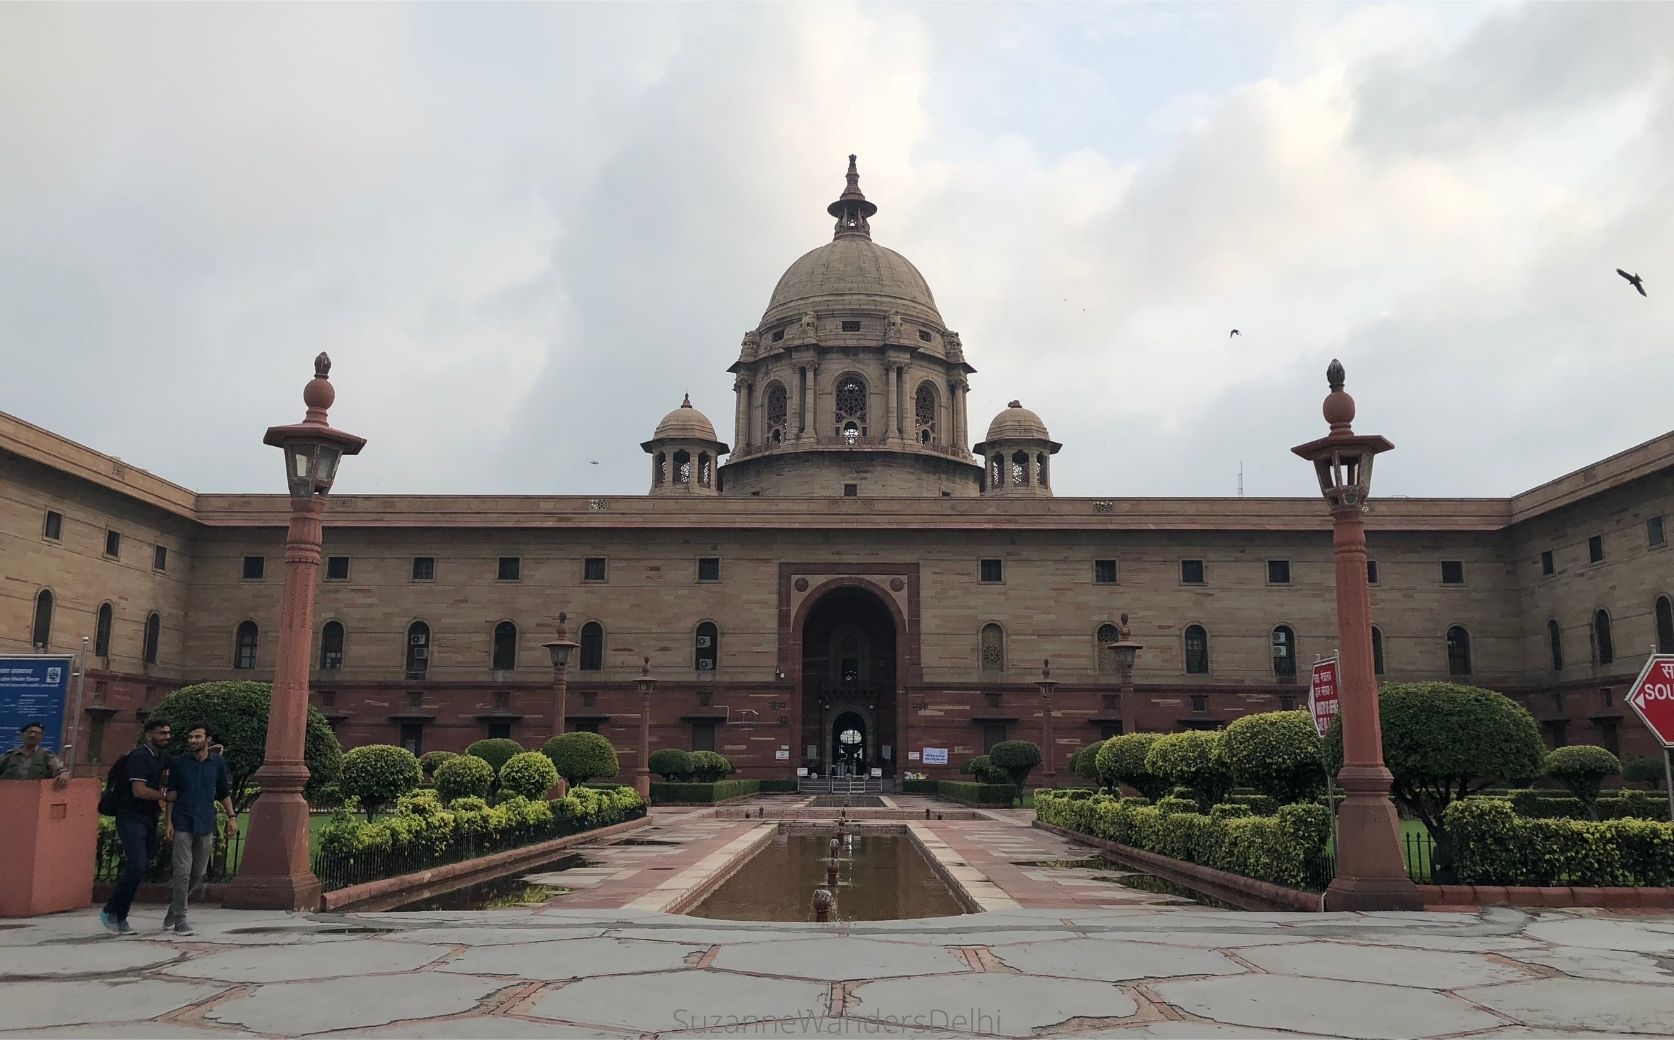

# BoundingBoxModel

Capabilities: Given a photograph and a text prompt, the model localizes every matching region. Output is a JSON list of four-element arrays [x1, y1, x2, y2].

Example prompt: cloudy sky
[[2, 2, 1670, 500]]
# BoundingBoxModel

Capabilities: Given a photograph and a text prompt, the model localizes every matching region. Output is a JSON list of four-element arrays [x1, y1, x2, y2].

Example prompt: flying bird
[[588, 460, 599, 465], [1229, 329, 1241, 337], [1617, 269, 1647, 297]]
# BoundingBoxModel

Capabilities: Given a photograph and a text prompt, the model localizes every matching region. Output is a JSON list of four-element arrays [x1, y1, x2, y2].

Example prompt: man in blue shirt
[[162, 724, 235, 935], [100, 719, 170, 935]]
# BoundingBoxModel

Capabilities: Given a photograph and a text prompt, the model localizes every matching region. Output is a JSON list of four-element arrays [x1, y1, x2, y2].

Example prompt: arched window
[[835, 375, 867, 442], [673, 449, 692, 485], [1446, 625, 1472, 676], [980, 623, 1005, 672], [1185, 625, 1210, 675], [234, 621, 258, 670], [698, 453, 713, 487], [914, 382, 937, 445], [766, 383, 788, 444], [1548, 619, 1563, 671], [406, 621, 430, 676], [695, 621, 718, 671], [94, 602, 113, 658], [320, 620, 345, 670], [492, 621, 517, 671], [1657, 596, 1674, 654], [1593, 609, 1614, 665], [1096, 623, 1118, 674], [1011, 451, 1030, 486], [579, 622, 604, 671], [990, 454, 1005, 488], [1371, 625, 1386, 676], [143, 613, 160, 666], [1036, 453, 1049, 488], [1270, 625, 1296, 678], [653, 452, 666, 486], [30, 589, 53, 650]]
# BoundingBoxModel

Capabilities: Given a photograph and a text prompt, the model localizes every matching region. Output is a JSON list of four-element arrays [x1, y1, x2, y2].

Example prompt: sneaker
[[173, 920, 194, 936], [116, 920, 135, 936], [162, 913, 178, 931], [98, 911, 119, 934]]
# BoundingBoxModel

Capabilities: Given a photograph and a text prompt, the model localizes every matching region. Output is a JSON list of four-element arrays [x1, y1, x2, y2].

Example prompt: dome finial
[[681, 392, 691, 408], [827, 153, 877, 241]]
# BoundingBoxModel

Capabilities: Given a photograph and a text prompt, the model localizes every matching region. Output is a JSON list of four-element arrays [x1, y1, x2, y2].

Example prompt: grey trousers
[[167, 831, 214, 922]]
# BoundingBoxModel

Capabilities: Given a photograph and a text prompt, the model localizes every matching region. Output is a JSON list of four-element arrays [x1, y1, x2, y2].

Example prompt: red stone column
[[1038, 661, 1058, 783]]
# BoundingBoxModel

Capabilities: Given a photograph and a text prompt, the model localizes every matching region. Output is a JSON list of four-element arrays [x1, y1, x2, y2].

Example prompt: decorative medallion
[[794, 577, 809, 592], [889, 577, 905, 592]]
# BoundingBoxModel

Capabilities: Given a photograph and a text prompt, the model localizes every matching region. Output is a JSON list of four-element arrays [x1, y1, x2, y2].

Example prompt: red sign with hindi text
[[1627, 654, 1674, 747], [1309, 657, 1340, 739]]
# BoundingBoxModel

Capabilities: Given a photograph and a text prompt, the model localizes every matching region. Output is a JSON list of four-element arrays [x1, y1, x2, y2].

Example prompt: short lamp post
[[541, 613, 580, 737], [1107, 613, 1143, 736], [635, 657, 657, 801], [1037, 660, 1058, 782], [225, 353, 365, 911], [1291, 359, 1421, 911]]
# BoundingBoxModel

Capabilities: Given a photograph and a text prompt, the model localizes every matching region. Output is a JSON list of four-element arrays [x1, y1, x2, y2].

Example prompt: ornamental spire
[[827, 153, 878, 240]]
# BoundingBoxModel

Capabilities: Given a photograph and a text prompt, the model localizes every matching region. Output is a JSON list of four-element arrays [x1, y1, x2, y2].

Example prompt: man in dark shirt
[[163, 724, 235, 934], [100, 719, 170, 936]]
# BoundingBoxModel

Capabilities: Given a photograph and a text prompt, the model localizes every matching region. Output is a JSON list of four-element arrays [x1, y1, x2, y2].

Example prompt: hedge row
[[927, 780, 1017, 806], [648, 778, 798, 804], [1447, 798, 1674, 887], [1036, 789, 1333, 891], [1503, 788, 1670, 822]]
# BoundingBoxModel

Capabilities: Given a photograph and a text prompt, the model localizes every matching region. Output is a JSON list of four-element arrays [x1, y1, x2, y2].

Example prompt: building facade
[[5, 159, 1673, 779]]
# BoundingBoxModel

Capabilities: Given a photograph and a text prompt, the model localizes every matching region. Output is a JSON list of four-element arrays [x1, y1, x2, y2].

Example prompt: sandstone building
[[5, 159, 1673, 780]]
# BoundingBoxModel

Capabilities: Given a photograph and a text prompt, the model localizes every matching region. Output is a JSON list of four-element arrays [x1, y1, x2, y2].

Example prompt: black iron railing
[[95, 828, 246, 884]]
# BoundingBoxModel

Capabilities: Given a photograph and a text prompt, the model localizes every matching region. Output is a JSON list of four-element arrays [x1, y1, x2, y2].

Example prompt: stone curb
[[1419, 883, 1674, 909]]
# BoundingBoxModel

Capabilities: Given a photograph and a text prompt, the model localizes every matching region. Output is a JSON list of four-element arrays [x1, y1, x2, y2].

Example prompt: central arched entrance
[[796, 584, 900, 777]]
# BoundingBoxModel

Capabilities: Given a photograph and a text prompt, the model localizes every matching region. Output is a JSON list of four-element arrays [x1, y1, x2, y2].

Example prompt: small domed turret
[[974, 401, 1061, 497], [642, 395, 729, 496]]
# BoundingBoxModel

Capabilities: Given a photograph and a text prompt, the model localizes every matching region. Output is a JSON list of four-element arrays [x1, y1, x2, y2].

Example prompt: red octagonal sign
[[1627, 654, 1674, 747]]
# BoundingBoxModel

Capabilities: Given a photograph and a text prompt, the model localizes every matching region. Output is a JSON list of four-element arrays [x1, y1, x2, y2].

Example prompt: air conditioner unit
[[697, 659, 714, 670], [412, 647, 429, 661], [696, 636, 712, 648], [410, 634, 428, 646]]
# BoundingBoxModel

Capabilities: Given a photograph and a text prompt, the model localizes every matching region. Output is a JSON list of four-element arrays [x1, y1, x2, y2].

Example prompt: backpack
[[97, 756, 128, 816]]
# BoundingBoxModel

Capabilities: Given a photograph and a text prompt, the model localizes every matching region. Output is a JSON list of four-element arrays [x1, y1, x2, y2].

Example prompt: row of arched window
[[1547, 598, 1674, 671], [28, 590, 160, 665], [759, 375, 944, 447], [651, 450, 715, 487], [987, 452, 1051, 489]]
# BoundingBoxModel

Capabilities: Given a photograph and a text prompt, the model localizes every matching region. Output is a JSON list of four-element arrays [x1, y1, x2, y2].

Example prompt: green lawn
[[223, 812, 332, 873], [1329, 818, 1433, 881]]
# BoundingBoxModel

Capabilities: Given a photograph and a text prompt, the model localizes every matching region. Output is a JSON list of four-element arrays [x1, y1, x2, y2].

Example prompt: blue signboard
[[0, 655, 75, 754]]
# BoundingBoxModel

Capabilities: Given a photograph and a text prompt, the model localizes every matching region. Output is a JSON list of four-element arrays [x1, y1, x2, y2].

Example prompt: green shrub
[[651, 779, 761, 803], [689, 750, 733, 782], [900, 779, 938, 794], [542, 732, 620, 785], [1624, 756, 1667, 790], [1210, 803, 1252, 821], [648, 748, 694, 782], [1095, 733, 1169, 798], [1221, 710, 1325, 805], [1600, 790, 1672, 822], [1508, 787, 1671, 822], [962, 755, 990, 776], [310, 783, 344, 810], [465, 738, 525, 776], [419, 751, 457, 780], [1072, 740, 1106, 781], [1544, 745, 1620, 819], [150, 680, 343, 812], [932, 780, 1016, 806], [433, 755, 494, 803], [988, 740, 1043, 791], [1154, 795, 1200, 815], [1146, 731, 1233, 808], [340, 745, 422, 818], [498, 751, 559, 800], [1226, 792, 1280, 816], [1446, 797, 1674, 887]]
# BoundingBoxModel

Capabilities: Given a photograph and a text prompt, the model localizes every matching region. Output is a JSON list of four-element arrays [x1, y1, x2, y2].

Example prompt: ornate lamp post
[[635, 657, 657, 800], [1037, 660, 1058, 782], [1292, 360, 1421, 911], [541, 613, 580, 737], [225, 354, 364, 911], [1107, 613, 1143, 736]]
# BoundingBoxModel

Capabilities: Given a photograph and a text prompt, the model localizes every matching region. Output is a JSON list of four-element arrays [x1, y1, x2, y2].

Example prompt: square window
[[153, 546, 167, 572], [497, 556, 521, 581], [918, 329, 932, 342], [1587, 535, 1604, 563], [1441, 560, 1464, 584], [1191, 694, 1208, 713], [486, 721, 512, 741], [242, 555, 264, 580], [980, 559, 1003, 583], [1650, 516, 1666, 548], [105, 530, 121, 559], [697, 557, 721, 582], [1267, 559, 1291, 584], [843, 483, 858, 497], [1366, 560, 1378, 584], [1093, 559, 1117, 584], [411, 556, 435, 581], [326, 555, 350, 581], [771, 328, 785, 342], [1181, 559, 1205, 584], [841, 320, 861, 332], [1279, 694, 1296, 711], [583, 557, 607, 582], [1540, 550, 1554, 576], [43, 510, 62, 541]]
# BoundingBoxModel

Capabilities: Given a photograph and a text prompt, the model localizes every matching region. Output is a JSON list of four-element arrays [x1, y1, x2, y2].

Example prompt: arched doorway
[[796, 584, 900, 777]]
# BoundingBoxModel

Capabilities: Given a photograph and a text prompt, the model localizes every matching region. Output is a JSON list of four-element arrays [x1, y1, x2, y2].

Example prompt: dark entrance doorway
[[799, 585, 899, 777]]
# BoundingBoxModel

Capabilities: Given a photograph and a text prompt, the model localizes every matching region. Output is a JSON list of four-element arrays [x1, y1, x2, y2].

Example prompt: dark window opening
[[1279, 694, 1295, 711], [1588, 535, 1604, 564], [399, 723, 424, 756], [1548, 619, 1563, 671], [1593, 609, 1614, 665], [1446, 625, 1472, 675], [1441, 560, 1464, 584], [692, 722, 717, 752], [697, 557, 720, 582], [242, 555, 264, 580], [918, 329, 932, 342], [1656, 596, 1674, 653], [1650, 516, 1666, 548], [94, 603, 113, 658], [1094, 559, 1117, 584], [234, 620, 258, 670], [326, 555, 350, 580], [843, 484, 858, 497], [406, 621, 431, 676], [43, 510, 62, 541], [1371, 626, 1386, 676], [1190, 694, 1207, 713], [492, 621, 518, 671], [980, 559, 1003, 583], [584, 558, 607, 582], [1366, 560, 1378, 584], [579, 622, 604, 671], [1185, 625, 1209, 675], [143, 613, 160, 666], [841, 320, 861, 332], [153, 546, 167, 572], [1181, 559, 1205, 584], [1541, 550, 1554, 576], [412, 556, 435, 581], [695, 622, 718, 671], [30, 589, 53, 650], [321, 620, 344, 670], [771, 328, 785, 343], [1271, 625, 1296, 678], [1267, 560, 1291, 584], [1596, 718, 1620, 757], [86, 714, 107, 765], [980, 721, 1008, 753], [498, 557, 521, 581], [486, 721, 513, 741], [104, 530, 121, 558]]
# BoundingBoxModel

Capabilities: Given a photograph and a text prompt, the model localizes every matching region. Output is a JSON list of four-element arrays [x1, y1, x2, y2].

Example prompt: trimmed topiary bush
[[690, 750, 733, 782], [498, 751, 559, 800], [1072, 740, 1106, 781], [649, 748, 694, 782], [340, 744, 422, 818], [1544, 745, 1621, 820], [419, 750, 457, 780], [1221, 710, 1325, 805], [542, 732, 620, 786], [988, 740, 1043, 792], [1095, 733, 1168, 798], [434, 754, 495, 803], [963, 755, 991, 777], [465, 738, 525, 775], [1146, 731, 1233, 808], [1624, 756, 1667, 791], [149, 680, 342, 812]]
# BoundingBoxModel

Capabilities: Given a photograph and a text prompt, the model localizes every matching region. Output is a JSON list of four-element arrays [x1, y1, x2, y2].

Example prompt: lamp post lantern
[[635, 657, 657, 800], [541, 613, 580, 737], [1037, 659, 1058, 782], [1291, 359, 1421, 911], [225, 353, 365, 911], [1107, 613, 1143, 736]]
